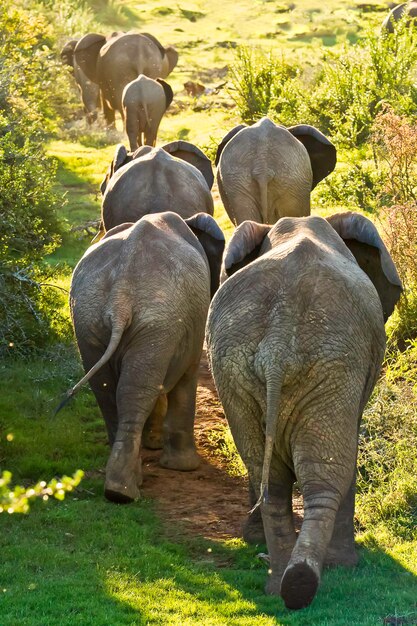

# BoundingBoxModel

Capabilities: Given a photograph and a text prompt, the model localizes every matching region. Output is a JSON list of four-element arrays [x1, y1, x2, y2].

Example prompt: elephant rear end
[[207, 214, 396, 609]]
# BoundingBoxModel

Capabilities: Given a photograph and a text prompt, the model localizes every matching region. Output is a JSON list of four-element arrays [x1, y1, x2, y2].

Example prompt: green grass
[[2, 0, 417, 623]]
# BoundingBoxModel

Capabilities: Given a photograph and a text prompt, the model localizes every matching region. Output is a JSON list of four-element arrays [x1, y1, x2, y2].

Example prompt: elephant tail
[[255, 175, 269, 223], [54, 316, 129, 415], [250, 368, 285, 513]]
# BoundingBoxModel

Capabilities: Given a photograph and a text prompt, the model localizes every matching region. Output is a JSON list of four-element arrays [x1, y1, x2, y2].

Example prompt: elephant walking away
[[74, 32, 178, 128], [206, 212, 402, 609], [122, 74, 173, 151], [99, 144, 214, 234], [60, 39, 100, 124], [215, 117, 336, 225], [67, 212, 225, 503]]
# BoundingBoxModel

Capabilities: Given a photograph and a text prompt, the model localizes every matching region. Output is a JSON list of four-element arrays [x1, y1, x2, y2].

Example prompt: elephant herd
[[61, 31, 177, 149], [59, 20, 405, 612]]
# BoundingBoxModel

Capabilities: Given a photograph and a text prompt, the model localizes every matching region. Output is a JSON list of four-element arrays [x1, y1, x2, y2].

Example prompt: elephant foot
[[242, 515, 266, 544], [159, 447, 200, 471], [265, 573, 282, 596], [104, 478, 140, 504], [324, 545, 358, 568], [280, 560, 319, 610]]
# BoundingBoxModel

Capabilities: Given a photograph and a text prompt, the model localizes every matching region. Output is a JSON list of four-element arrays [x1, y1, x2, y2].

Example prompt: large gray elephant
[[60, 39, 100, 124], [382, 1, 417, 32], [99, 143, 214, 234], [67, 211, 225, 503], [74, 32, 178, 127], [206, 212, 402, 610], [215, 117, 337, 225], [122, 74, 174, 151]]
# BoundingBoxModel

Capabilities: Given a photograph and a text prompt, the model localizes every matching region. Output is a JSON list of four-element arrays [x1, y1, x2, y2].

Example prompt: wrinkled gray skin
[[74, 32, 178, 128], [382, 1, 417, 32], [215, 117, 337, 225], [60, 39, 100, 124], [122, 74, 174, 151], [206, 212, 402, 610], [69, 211, 225, 504], [100, 145, 214, 233]]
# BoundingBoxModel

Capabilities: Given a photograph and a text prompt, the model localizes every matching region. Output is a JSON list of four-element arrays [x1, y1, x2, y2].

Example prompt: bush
[[372, 107, 417, 343], [357, 341, 417, 539], [0, 3, 66, 355], [228, 46, 302, 124], [311, 19, 417, 146]]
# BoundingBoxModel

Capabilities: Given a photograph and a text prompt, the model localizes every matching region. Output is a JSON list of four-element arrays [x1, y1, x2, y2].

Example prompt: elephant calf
[[206, 212, 402, 609], [122, 74, 173, 151], [68, 212, 225, 503]]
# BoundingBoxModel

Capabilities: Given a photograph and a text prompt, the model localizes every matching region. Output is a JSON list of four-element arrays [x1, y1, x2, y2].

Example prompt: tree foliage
[[0, 2, 66, 355]]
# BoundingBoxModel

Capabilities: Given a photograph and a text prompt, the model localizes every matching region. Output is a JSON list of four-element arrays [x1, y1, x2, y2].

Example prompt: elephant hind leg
[[142, 393, 167, 449], [105, 358, 168, 503], [159, 362, 200, 471], [324, 475, 358, 568]]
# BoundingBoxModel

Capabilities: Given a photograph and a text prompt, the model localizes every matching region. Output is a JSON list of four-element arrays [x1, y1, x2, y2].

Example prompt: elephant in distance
[[74, 32, 178, 127], [60, 39, 100, 124], [215, 117, 336, 225], [67, 212, 225, 503], [206, 212, 402, 609], [122, 74, 174, 151]]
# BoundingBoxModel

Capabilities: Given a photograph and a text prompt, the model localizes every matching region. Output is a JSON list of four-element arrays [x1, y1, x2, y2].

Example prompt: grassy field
[[1, 1, 417, 624]]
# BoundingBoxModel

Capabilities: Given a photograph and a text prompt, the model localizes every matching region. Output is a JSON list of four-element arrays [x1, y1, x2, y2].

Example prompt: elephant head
[[222, 212, 402, 321]]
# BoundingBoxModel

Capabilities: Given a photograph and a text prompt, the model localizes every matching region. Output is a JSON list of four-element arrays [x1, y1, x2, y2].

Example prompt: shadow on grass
[[1, 482, 416, 626]]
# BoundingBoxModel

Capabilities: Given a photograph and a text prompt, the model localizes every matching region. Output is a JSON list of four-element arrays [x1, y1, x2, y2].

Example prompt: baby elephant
[[67, 212, 225, 504], [122, 74, 173, 151], [207, 213, 402, 610]]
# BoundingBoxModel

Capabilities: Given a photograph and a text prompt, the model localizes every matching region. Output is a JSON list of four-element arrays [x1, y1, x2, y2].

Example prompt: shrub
[[0, 3, 66, 355], [311, 19, 417, 146], [228, 46, 301, 124], [357, 341, 417, 539], [372, 107, 417, 343]]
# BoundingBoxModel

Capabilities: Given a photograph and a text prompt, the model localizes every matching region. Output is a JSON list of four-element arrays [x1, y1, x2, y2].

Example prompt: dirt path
[[141, 351, 303, 541]]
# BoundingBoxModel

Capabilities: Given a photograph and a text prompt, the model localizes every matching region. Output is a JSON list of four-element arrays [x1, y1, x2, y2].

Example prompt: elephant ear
[[163, 140, 214, 190], [156, 78, 174, 109], [223, 221, 271, 280], [288, 125, 337, 189], [100, 144, 131, 194], [74, 33, 106, 84], [215, 124, 247, 166], [165, 46, 179, 74], [184, 214, 225, 297], [140, 32, 165, 57], [60, 40, 77, 67], [327, 211, 403, 322], [132, 145, 154, 160]]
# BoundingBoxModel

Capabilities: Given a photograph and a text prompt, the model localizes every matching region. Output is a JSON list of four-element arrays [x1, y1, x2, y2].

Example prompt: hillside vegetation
[[0, 0, 416, 624]]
